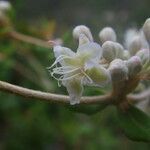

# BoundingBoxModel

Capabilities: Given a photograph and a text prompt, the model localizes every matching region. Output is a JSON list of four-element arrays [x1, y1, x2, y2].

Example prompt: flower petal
[[54, 45, 75, 58], [63, 77, 83, 105], [85, 65, 111, 86], [77, 42, 102, 63], [53, 45, 76, 66]]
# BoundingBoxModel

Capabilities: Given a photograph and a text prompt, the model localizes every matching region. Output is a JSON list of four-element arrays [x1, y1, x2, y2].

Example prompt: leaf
[[66, 103, 108, 115], [117, 105, 150, 142]]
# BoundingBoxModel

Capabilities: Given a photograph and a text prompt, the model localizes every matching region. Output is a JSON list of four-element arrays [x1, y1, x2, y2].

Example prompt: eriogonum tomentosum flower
[[49, 35, 110, 105]]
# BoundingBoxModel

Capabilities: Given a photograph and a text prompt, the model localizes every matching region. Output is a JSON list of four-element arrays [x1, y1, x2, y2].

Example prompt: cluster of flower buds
[[49, 18, 150, 105]]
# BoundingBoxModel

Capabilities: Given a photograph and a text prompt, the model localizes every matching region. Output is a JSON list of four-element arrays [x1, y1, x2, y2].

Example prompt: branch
[[0, 80, 112, 105], [8, 30, 51, 49], [0, 80, 149, 105]]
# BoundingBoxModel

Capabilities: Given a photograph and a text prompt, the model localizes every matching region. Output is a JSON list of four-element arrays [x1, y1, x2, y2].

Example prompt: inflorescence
[[49, 18, 150, 105]]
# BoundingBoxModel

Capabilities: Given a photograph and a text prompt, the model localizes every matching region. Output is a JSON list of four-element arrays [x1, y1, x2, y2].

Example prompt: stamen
[[53, 66, 74, 71], [47, 55, 73, 69], [52, 67, 80, 75], [58, 80, 61, 87], [51, 73, 63, 87], [60, 73, 81, 81], [80, 69, 93, 84]]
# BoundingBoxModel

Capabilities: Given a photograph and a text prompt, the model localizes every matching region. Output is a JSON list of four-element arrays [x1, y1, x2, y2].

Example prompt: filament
[[47, 55, 73, 69], [80, 69, 93, 84]]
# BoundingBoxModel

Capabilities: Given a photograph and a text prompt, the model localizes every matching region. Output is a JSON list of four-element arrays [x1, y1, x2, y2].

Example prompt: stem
[[0, 80, 149, 105], [0, 80, 112, 105], [9, 30, 51, 48]]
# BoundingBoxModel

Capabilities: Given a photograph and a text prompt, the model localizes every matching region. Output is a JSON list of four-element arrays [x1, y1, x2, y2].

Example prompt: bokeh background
[[0, 0, 150, 149]]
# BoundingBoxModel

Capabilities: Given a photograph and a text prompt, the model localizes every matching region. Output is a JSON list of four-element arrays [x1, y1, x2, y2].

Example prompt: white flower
[[49, 34, 110, 105]]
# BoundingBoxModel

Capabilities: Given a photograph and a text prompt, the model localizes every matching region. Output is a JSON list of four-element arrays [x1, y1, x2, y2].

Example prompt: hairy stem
[[9, 30, 51, 48], [0, 80, 149, 105], [0, 80, 112, 105]]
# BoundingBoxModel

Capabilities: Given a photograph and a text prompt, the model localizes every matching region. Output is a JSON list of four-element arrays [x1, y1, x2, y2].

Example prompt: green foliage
[[117, 105, 150, 142], [67, 103, 108, 115]]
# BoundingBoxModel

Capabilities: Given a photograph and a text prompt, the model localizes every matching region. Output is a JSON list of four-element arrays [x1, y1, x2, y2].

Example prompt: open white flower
[[49, 34, 110, 105]]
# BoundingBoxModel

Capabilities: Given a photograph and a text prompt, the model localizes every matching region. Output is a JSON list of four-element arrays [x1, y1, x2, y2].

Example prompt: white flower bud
[[0, 1, 11, 12], [128, 36, 143, 56], [78, 34, 90, 46], [123, 50, 130, 60], [143, 18, 150, 43], [102, 41, 124, 62], [99, 27, 116, 44], [125, 56, 142, 76], [136, 49, 150, 65], [73, 25, 93, 41], [108, 59, 128, 82]]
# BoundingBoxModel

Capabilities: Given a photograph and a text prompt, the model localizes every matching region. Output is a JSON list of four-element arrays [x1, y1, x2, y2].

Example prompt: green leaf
[[66, 103, 108, 115], [117, 105, 150, 142]]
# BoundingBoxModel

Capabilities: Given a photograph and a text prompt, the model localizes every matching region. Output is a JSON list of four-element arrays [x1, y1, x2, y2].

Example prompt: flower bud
[[136, 49, 150, 65], [108, 59, 128, 82], [123, 50, 130, 60], [143, 18, 150, 43], [102, 41, 124, 62], [124, 28, 138, 49], [73, 25, 93, 41], [99, 27, 116, 44], [128, 36, 143, 56], [78, 34, 90, 45], [125, 56, 142, 76]]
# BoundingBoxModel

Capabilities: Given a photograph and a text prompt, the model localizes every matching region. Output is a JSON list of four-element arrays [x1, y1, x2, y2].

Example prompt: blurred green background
[[0, 0, 150, 149]]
